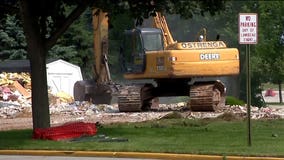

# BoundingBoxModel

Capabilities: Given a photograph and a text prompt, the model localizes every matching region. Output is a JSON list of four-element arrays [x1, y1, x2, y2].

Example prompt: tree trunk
[[29, 49, 50, 129], [19, 0, 92, 129], [279, 81, 283, 103], [20, 0, 50, 129]]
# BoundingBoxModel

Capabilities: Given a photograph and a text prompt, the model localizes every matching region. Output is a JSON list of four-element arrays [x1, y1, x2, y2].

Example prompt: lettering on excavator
[[181, 41, 226, 49], [200, 53, 220, 60]]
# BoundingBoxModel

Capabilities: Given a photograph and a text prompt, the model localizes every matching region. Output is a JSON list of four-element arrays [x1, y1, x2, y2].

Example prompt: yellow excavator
[[74, 10, 240, 112]]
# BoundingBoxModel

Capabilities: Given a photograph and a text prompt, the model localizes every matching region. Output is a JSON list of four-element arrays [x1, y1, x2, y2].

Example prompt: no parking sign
[[239, 13, 258, 146], [239, 13, 258, 44]]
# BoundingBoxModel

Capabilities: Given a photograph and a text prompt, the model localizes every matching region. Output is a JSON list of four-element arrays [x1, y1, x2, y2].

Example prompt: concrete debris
[[1, 96, 284, 120], [1, 72, 284, 130]]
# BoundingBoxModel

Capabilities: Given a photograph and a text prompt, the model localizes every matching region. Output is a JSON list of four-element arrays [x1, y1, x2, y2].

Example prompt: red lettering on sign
[[240, 22, 256, 27]]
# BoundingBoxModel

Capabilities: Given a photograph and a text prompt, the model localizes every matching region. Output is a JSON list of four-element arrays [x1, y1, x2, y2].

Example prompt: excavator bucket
[[74, 80, 113, 104]]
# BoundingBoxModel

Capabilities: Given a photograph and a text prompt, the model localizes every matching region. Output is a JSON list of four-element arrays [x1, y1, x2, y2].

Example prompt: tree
[[225, 1, 284, 105], [217, 1, 266, 106], [204, 0, 283, 107], [0, 9, 94, 79], [2, 0, 227, 129], [19, 0, 93, 129], [0, 14, 27, 59], [47, 8, 94, 79], [254, 1, 284, 103]]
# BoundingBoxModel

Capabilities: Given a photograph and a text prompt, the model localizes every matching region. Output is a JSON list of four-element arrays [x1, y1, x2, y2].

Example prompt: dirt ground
[[1, 92, 283, 131], [1, 103, 284, 131], [0, 110, 179, 131]]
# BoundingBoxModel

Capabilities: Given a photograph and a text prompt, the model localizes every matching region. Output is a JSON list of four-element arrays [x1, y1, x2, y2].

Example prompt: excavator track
[[189, 81, 225, 112], [118, 84, 155, 112], [118, 85, 142, 112]]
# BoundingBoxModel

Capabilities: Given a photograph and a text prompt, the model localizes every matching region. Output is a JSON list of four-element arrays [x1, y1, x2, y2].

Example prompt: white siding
[[46, 59, 83, 97]]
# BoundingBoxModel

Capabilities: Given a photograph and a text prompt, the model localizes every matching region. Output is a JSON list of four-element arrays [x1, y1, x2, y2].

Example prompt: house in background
[[0, 59, 83, 97], [46, 59, 82, 97]]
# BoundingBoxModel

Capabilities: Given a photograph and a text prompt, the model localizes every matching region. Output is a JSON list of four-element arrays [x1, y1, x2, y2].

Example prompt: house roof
[[0, 59, 31, 73], [0, 59, 68, 73]]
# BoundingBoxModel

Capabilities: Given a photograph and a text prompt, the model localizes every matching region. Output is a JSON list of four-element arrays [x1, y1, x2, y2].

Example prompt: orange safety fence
[[33, 122, 97, 141]]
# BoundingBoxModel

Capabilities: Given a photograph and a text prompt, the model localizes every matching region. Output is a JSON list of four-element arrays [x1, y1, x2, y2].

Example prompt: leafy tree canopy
[[2, 0, 226, 27], [0, 0, 228, 129]]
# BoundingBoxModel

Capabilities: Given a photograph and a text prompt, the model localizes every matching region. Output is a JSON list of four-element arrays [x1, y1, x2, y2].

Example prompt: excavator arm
[[74, 9, 114, 104], [92, 9, 111, 83]]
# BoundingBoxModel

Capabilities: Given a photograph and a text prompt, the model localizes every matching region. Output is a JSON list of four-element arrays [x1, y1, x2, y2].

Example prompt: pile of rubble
[[1, 72, 284, 122]]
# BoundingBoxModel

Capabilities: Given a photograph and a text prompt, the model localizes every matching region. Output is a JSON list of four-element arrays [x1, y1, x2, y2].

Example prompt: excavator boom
[[152, 12, 175, 47]]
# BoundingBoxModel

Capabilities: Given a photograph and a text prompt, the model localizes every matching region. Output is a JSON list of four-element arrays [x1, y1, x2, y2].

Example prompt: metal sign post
[[246, 44, 251, 146], [239, 13, 258, 146]]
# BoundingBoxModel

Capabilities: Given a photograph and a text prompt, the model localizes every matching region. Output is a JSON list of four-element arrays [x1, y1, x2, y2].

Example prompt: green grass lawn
[[1, 118, 284, 157]]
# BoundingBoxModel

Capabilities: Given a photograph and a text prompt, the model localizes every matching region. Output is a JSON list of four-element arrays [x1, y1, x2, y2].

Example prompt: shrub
[[225, 96, 245, 106]]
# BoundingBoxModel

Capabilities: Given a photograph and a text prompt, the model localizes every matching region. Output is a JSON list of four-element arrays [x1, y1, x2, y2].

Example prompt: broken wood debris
[[1, 72, 284, 125]]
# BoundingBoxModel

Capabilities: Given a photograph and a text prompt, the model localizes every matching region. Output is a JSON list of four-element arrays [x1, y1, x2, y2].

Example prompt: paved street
[[0, 155, 158, 160]]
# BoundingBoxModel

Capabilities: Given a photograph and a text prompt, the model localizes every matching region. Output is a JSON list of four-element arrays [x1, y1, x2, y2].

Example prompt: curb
[[0, 150, 284, 160]]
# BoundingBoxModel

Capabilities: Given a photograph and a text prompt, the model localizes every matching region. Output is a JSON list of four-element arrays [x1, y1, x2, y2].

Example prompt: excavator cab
[[120, 28, 164, 74]]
